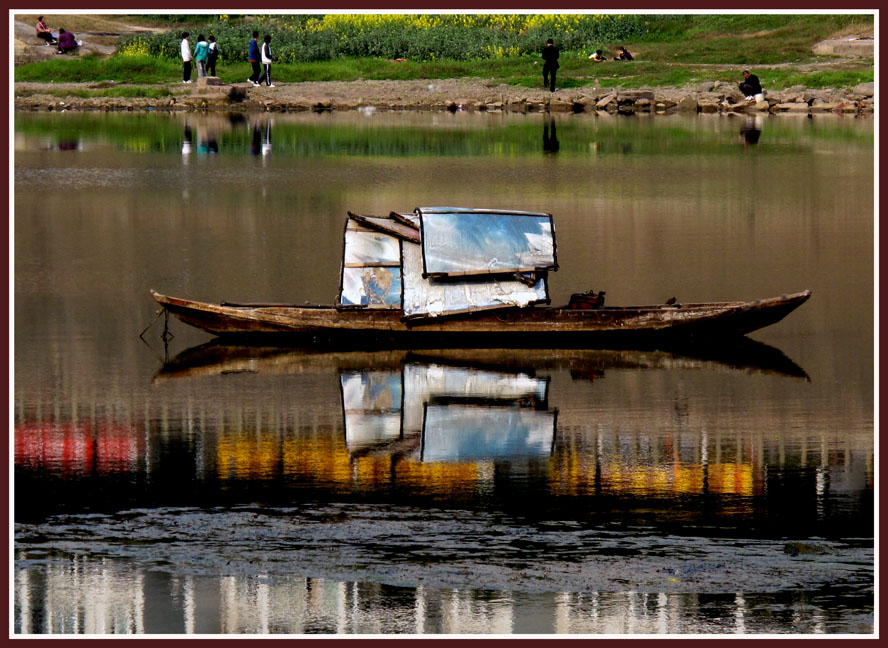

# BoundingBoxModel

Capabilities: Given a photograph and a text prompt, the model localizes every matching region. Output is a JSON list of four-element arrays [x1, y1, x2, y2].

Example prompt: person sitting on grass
[[588, 49, 607, 62], [36, 16, 57, 46], [613, 46, 634, 61], [738, 70, 763, 100], [57, 29, 78, 54]]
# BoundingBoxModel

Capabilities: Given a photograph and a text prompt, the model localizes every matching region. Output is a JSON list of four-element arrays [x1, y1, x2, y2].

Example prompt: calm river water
[[13, 109, 874, 635]]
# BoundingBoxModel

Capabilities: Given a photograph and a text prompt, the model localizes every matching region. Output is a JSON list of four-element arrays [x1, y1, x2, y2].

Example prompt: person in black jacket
[[613, 46, 634, 61], [739, 70, 763, 99], [542, 38, 559, 92]]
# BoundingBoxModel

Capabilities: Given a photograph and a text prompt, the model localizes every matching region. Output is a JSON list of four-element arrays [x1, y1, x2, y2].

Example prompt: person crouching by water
[[613, 46, 633, 61], [542, 38, 559, 92], [56, 28, 78, 54], [739, 70, 763, 100], [588, 49, 607, 62], [36, 16, 56, 46]]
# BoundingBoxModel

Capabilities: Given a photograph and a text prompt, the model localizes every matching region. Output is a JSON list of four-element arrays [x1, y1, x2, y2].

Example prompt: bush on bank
[[115, 14, 650, 63]]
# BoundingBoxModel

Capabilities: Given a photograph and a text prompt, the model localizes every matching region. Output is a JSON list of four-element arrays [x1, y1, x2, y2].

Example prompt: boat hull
[[150, 290, 812, 348]]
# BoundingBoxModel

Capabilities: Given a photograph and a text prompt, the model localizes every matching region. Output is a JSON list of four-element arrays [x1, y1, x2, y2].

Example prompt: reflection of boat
[[340, 361, 556, 462], [150, 207, 810, 346], [153, 336, 810, 384]]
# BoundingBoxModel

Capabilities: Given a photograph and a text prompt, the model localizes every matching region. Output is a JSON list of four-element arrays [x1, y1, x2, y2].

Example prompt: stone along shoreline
[[14, 77, 875, 116]]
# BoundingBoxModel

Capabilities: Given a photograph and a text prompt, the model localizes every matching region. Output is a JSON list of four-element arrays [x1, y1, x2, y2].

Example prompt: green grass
[[15, 86, 173, 99], [14, 53, 874, 92], [13, 13, 875, 91], [15, 54, 181, 84]]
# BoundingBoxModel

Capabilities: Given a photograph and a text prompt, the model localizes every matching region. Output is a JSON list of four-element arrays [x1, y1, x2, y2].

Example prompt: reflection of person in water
[[543, 115, 559, 154], [250, 123, 261, 156], [261, 120, 272, 157], [250, 121, 272, 157], [739, 115, 763, 147], [182, 125, 193, 157]]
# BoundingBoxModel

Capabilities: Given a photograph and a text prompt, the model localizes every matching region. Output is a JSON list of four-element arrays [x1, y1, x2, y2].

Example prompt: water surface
[[13, 110, 874, 635]]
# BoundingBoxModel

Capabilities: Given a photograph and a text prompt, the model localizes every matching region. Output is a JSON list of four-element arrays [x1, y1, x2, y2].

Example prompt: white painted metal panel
[[343, 229, 401, 266], [401, 241, 548, 319]]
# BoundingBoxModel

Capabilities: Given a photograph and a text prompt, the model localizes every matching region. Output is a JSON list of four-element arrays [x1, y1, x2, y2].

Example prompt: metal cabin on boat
[[338, 207, 557, 320]]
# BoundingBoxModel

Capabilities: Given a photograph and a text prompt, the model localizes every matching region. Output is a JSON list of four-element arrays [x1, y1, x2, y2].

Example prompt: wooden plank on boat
[[417, 208, 557, 278], [348, 211, 421, 243], [389, 211, 420, 229], [401, 240, 549, 319]]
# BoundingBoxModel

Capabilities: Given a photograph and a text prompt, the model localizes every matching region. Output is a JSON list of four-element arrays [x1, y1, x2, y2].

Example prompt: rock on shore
[[13, 77, 875, 116]]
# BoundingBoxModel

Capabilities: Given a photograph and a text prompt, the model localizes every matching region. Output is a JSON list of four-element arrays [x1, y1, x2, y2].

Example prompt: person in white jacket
[[180, 32, 192, 83], [260, 34, 274, 87]]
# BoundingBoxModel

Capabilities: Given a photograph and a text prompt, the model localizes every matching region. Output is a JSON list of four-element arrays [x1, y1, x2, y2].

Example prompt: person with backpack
[[207, 35, 220, 77]]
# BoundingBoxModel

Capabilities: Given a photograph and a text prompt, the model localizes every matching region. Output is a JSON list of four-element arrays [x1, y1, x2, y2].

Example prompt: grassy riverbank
[[14, 13, 874, 94]]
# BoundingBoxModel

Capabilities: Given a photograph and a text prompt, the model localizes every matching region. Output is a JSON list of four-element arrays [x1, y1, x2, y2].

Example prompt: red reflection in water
[[15, 421, 143, 476]]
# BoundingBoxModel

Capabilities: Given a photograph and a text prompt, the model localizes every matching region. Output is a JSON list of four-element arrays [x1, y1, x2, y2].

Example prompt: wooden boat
[[150, 289, 811, 348], [149, 207, 811, 348]]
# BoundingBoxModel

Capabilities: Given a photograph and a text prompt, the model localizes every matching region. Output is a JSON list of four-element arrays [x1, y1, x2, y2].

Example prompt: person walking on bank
[[193, 34, 209, 78], [542, 38, 559, 92], [260, 34, 275, 87], [180, 32, 192, 83], [738, 70, 763, 100], [247, 31, 261, 86], [207, 35, 220, 77]]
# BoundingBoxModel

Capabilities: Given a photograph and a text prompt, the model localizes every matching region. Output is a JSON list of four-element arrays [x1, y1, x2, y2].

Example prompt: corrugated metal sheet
[[401, 241, 549, 319], [418, 209, 557, 277]]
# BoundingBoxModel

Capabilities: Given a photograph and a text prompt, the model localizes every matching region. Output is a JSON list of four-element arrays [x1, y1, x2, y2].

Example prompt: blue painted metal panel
[[339, 266, 402, 308], [418, 209, 556, 277]]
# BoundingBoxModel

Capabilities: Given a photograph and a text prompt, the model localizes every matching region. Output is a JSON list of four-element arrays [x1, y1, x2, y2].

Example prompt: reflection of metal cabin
[[337, 207, 557, 320], [340, 362, 555, 462]]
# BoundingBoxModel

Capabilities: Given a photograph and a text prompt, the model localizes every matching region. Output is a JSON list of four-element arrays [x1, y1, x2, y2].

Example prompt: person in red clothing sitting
[[36, 17, 57, 46]]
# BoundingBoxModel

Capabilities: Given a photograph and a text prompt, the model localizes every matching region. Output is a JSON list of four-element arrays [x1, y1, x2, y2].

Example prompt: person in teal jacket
[[193, 34, 209, 78]]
